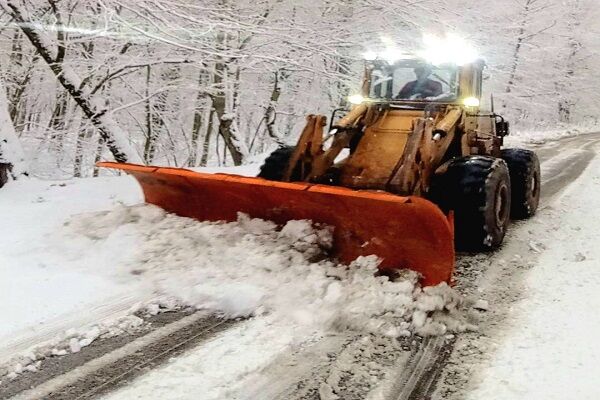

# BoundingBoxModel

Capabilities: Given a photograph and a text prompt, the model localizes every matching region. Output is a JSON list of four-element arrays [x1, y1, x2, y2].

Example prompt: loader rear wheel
[[258, 146, 301, 181], [439, 156, 512, 251], [501, 148, 541, 219]]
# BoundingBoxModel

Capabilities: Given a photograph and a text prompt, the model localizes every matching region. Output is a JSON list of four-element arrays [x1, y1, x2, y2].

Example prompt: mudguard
[[99, 162, 454, 286]]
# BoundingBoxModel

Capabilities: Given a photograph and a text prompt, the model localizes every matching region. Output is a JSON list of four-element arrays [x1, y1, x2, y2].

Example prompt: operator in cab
[[396, 65, 442, 99]]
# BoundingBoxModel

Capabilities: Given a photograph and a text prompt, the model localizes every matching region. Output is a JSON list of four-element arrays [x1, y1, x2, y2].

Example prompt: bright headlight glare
[[381, 47, 403, 63], [348, 94, 365, 105], [363, 51, 377, 61], [463, 97, 480, 107], [420, 33, 478, 66], [363, 37, 404, 62]]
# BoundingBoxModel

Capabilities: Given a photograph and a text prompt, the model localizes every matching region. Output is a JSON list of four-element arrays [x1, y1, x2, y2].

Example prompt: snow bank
[[0, 176, 148, 383], [0, 177, 144, 341], [506, 125, 598, 147], [76, 205, 475, 400], [65, 205, 474, 338], [1, 201, 475, 384]]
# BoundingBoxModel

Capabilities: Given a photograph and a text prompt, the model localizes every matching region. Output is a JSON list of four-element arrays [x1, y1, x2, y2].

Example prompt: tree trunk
[[0, 79, 28, 179], [189, 71, 207, 167], [92, 135, 104, 177], [558, 0, 581, 123], [211, 32, 244, 166], [73, 126, 93, 178], [48, 90, 68, 163], [265, 70, 286, 143], [143, 65, 155, 163], [200, 110, 215, 167], [506, 0, 534, 94]]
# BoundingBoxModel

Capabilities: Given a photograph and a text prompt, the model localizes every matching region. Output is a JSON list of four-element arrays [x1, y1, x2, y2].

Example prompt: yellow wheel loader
[[100, 56, 541, 287]]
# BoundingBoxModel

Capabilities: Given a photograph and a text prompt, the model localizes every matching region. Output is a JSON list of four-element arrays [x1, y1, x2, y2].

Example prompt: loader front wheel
[[258, 146, 301, 181], [501, 148, 541, 219], [442, 156, 512, 251]]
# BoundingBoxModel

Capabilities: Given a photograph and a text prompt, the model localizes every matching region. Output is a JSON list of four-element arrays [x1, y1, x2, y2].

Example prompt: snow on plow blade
[[99, 162, 454, 286]]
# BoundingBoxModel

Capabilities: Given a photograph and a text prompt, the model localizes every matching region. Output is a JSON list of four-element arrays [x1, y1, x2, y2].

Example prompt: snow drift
[[1, 202, 477, 383], [66, 205, 474, 337]]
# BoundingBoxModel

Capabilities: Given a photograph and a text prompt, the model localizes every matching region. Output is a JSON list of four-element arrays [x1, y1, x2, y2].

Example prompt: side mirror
[[495, 118, 510, 137]]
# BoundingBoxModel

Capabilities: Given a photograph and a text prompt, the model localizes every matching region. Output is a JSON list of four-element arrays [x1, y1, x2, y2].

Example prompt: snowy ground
[[0, 162, 264, 367], [431, 134, 600, 400], [0, 177, 146, 364], [0, 162, 473, 393], [463, 144, 600, 400], [3, 133, 600, 399]]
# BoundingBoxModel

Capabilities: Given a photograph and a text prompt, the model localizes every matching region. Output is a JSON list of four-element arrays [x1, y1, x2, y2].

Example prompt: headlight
[[348, 94, 365, 105], [463, 97, 480, 107]]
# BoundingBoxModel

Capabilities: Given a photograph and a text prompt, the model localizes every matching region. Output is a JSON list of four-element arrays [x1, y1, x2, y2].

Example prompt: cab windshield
[[369, 60, 459, 102]]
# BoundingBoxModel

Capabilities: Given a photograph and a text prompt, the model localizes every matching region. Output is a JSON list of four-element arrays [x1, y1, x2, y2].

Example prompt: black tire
[[258, 146, 300, 181], [434, 156, 512, 251], [501, 148, 541, 219]]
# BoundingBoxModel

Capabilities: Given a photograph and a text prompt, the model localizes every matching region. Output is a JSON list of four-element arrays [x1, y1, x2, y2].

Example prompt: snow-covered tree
[[0, 0, 143, 164], [0, 0, 597, 177]]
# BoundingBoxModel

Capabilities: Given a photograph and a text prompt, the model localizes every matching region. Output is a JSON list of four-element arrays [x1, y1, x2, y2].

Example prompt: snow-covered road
[[462, 141, 600, 400], [0, 162, 266, 366], [0, 177, 146, 365], [0, 161, 470, 399], [2, 133, 600, 399], [435, 134, 600, 400]]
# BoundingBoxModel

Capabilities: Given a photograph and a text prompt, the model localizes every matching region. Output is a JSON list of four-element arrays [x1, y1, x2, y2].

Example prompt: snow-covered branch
[[0, 0, 142, 163]]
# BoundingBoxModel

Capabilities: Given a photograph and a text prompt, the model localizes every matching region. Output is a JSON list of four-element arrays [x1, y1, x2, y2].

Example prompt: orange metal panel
[[99, 162, 454, 286], [339, 109, 423, 190]]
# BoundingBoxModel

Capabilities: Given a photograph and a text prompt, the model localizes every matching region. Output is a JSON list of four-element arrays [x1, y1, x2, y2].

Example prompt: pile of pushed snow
[[65, 205, 474, 338]]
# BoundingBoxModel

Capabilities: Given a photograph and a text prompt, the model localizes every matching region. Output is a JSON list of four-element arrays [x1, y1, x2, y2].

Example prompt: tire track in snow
[[394, 337, 453, 400], [0, 293, 154, 366], [5, 313, 239, 400], [221, 134, 600, 400], [391, 133, 600, 400], [539, 137, 600, 203], [239, 335, 352, 400]]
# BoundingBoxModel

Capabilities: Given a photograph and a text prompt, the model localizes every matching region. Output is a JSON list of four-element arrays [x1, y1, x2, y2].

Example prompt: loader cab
[[338, 57, 493, 193], [361, 57, 485, 109]]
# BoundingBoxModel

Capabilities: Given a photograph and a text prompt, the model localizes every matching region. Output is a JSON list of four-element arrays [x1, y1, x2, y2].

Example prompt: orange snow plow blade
[[99, 162, 454, 286]]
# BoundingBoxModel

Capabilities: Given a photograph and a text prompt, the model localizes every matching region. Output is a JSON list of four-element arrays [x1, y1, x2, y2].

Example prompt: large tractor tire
[[258, 146, 300, 181], [258, 146, 340, 184], [434, 156, 512, 251], [501, 148, 541, 219]]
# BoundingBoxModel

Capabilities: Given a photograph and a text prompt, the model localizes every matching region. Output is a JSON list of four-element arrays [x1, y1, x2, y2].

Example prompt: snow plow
[[100, 54, 540, 287]]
